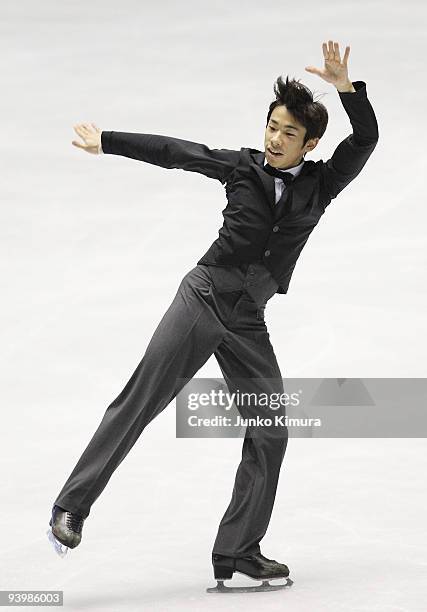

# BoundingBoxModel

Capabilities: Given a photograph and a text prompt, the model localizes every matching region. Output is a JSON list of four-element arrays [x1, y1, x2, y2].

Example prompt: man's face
[[264, 105, 319, 169]]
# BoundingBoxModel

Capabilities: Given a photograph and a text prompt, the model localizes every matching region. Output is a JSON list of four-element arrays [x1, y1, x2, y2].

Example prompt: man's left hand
[[305, 40, 353, 90]]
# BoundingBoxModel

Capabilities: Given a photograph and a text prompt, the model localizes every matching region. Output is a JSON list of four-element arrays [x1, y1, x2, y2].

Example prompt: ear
[[304, 137, 319, 153]]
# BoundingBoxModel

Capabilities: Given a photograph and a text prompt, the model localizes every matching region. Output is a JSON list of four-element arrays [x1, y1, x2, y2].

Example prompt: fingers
[[322, 40, 350, 64], [72, 124, 92, 149], [343, 45, 350, 65], [71, 123, 101, 153], [73, 123, 99, 135], [322, 42, 328, 60], [334, 42, 341, 63], [322, 41, 334, 60], [73, 124, 88, 139], [305, 66, 322, 76]]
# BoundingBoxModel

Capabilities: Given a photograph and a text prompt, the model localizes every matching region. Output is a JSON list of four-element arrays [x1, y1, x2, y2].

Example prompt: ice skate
[[207, 552, 293, 593], [46, 505, 85, 557]]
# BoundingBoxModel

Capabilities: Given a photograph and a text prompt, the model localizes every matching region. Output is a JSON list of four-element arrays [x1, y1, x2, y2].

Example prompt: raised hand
[[72, 123, 102, 154], [305, 41, 351, 88]]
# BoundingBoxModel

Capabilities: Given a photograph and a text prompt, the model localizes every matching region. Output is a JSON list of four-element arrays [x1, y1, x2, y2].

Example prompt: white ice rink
[[2, 1, 427, 610]]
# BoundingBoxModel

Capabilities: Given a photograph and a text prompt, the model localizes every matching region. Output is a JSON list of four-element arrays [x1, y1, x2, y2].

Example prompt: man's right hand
[[72, 123, 102, 154]]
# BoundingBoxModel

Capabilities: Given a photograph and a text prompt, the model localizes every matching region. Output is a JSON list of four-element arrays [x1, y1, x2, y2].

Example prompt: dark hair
[[266, 75, 328, 147]]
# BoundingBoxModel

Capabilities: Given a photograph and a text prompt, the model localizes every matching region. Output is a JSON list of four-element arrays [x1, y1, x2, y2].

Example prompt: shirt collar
[[263, 157, 305, 178]]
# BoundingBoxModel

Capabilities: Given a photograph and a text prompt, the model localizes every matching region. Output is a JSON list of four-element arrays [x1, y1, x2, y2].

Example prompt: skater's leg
[[53, 265, 227, 519], [211, 294, 288, 558]]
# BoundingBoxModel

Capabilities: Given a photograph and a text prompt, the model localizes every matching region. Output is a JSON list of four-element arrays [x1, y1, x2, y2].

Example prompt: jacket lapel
[[251, 151, 317, 215], [251, 152, 276, 211]]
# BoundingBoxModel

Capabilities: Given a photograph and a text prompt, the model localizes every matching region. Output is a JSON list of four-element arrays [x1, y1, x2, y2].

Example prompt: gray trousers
[[54, 264, 288, 558]]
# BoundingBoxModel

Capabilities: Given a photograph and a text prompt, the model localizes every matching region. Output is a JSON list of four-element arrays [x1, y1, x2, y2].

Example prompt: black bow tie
[[263, 163, 294, 186]]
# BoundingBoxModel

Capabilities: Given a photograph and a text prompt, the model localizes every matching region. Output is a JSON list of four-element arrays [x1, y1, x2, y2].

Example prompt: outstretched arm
[[71, 123, 240, 185], [306, 41, 379, 202]]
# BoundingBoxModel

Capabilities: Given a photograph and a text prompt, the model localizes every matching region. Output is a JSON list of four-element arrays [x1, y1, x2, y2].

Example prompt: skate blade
[[207, 576, 293, 593], [46, 529, 69, 558]]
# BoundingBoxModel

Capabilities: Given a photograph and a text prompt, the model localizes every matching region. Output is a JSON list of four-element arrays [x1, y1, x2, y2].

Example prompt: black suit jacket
[[101, 80, 379, 294]]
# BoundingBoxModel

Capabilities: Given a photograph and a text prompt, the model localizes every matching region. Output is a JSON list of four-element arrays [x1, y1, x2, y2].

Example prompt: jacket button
[[264, 250, 271, 257], [272, 225, 279, 232]]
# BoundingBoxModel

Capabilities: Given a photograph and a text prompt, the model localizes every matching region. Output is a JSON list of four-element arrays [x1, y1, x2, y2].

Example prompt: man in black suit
[[48, 40, 378, 588]]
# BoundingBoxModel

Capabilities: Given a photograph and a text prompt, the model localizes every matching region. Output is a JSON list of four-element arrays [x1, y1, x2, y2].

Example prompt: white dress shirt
[[263, 157, 305, 204]]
